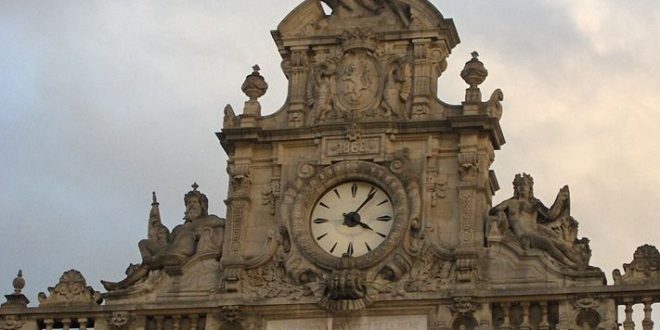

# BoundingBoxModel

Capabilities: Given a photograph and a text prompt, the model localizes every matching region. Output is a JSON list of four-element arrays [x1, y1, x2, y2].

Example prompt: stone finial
[[12, 271, 24, 294], [461, 51, 488, 103], [1, 270, 29, 311], [241, 65, 268, 101], [461, 51, 488, 87]]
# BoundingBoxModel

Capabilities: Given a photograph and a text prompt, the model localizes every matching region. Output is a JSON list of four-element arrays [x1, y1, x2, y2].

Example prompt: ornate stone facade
[[1, 1, 659, 329]]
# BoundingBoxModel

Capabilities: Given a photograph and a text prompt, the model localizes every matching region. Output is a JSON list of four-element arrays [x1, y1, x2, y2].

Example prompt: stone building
[[1, 0, 659, 329]]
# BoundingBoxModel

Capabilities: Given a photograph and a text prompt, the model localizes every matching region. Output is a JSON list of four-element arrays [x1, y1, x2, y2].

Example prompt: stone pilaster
[[287, 46, 309, 127], [411, 38, 431, 119]]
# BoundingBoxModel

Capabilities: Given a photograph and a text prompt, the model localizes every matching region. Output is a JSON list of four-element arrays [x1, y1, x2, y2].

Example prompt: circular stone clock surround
[[289, 160, 411, 270]]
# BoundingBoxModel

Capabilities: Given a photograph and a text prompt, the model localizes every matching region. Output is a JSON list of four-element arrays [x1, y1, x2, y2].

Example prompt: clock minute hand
[[354, 187, 377, 213]]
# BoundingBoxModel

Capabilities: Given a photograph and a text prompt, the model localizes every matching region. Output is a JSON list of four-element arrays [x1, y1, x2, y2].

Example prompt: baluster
[[642, 298, 654, 330], [519, 302, 531, 330], [172, 315, 181, 330], [538, 301, 550, 330], [189, 314, 199, 330], [78, 318, 88, 330], [43, 319, 54, 330], [154, 316, 165, 330], [623, 300, 635, 330], [500, 303, 512, 330], [61, 318, 71, 330]]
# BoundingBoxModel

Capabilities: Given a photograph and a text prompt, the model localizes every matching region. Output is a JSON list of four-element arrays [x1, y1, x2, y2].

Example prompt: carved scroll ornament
[[613, 244, 660, 285], [38, 270, 102, 307]]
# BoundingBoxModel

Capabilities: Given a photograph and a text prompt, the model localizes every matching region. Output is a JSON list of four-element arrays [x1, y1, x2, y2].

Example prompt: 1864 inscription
[[324, 136, 382, 159]]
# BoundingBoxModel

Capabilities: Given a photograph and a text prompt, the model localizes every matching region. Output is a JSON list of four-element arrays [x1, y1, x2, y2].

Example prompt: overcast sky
[[1, 0, 660, 307]]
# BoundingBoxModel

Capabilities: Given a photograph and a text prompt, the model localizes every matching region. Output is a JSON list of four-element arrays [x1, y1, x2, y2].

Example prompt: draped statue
[[102, 184, 225, 291], [489, 174, 592, 270]]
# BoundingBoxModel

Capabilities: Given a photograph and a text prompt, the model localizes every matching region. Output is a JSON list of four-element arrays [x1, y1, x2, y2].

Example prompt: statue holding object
[[101, 184, 226, 291], [489, 174, 592, 270]]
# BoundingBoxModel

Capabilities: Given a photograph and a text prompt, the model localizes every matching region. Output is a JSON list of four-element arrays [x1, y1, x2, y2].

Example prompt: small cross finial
[[191, 182, 199, 191], [252, 64, 260, 73], [471, 51, 479, 59], [152, 191, 158, 204]]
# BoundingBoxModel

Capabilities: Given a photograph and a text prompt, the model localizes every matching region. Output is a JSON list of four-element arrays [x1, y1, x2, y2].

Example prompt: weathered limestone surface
[[1, 1, 659, 330]]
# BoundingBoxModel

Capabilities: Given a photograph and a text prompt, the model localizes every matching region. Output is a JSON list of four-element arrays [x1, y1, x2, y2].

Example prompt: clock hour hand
[[354, 187, 377, 214], [341, 212, 373, 231], [356, 220, 374, 231]]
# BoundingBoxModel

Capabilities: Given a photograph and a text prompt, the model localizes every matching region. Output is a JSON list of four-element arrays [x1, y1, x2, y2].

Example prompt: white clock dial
[[310, 181, 394, 257]]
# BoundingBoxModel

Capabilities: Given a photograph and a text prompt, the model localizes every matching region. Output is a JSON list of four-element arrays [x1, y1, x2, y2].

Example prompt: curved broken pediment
[[275, 0, 459, 42]]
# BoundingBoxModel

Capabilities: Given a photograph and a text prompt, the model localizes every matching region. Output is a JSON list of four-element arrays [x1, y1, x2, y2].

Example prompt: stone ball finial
[[461, 51, 488, 88], [12, 270, 25, 294], [241, 64, 268, 101]]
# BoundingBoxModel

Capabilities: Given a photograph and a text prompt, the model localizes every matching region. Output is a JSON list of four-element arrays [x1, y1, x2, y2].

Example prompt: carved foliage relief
[[426, 171, 448, 207]]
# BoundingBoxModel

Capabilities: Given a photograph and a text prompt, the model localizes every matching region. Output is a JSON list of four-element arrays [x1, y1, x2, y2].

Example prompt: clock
[[310, 181, 395, 258], [288, 160, 411, 269]]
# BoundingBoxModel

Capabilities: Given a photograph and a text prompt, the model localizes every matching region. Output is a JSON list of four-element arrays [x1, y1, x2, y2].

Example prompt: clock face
[[310, 181, 395, 257]]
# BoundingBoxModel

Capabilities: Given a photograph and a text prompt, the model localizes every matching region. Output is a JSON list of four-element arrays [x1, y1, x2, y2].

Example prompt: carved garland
[[288, 160, 411, 270]]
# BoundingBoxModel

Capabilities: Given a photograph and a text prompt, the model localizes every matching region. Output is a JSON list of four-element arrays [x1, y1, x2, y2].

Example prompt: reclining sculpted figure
[[320, 0, 411, 26], [489, 174, 591, 270], [102, 184, 225, 291]]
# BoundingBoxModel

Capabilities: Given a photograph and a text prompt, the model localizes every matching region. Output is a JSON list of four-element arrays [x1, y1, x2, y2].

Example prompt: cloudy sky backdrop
[[1, 0, 659, 311]]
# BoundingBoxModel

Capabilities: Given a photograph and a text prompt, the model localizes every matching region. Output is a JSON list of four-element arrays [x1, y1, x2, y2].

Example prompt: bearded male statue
[[102, 184, 225, 291]]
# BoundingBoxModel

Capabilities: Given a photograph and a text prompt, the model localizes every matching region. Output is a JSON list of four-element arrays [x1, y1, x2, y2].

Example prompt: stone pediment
[[275, 0, 459, 40], [222, 1, 488, 135]]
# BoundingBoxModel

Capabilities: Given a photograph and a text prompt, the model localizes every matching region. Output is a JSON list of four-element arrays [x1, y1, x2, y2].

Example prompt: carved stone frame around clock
[[287, 160, 412, 270]]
